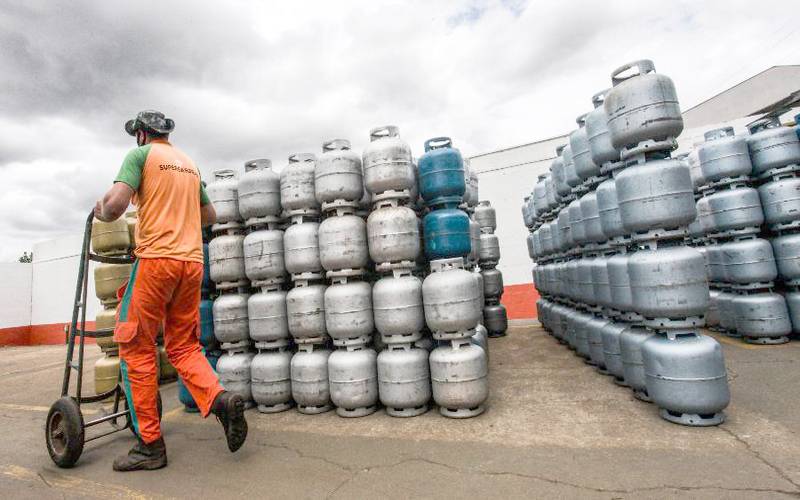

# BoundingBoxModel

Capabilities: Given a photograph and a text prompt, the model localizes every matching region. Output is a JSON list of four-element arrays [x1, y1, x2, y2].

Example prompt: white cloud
[[0, 0, 797, 260]]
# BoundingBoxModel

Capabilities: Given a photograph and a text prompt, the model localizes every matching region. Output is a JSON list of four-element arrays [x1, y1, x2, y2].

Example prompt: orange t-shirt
[[115, 139, 206, 263]]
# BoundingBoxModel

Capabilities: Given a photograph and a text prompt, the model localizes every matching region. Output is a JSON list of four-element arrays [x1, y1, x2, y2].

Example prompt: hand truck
[[45, 211, 161, 468]]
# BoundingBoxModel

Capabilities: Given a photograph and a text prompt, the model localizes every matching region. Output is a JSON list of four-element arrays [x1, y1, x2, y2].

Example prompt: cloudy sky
[[0, 0, 797, 262]]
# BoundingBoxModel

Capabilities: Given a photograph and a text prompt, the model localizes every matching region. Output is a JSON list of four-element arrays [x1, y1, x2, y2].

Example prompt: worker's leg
[[115, 258, 178, 444], [163, 260, 223, 417]]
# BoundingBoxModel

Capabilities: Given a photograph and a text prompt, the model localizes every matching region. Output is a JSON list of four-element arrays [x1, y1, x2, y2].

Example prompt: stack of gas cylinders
[[692, 117, 800, 345], [92, 212, 177, 400], [91, 216, 134, 398], [420, 137, 490, 418], [203, 127, 495, 419], [207, 168, 257, 408], [527, 59, 731, 427], [177, 229, 222, 412]]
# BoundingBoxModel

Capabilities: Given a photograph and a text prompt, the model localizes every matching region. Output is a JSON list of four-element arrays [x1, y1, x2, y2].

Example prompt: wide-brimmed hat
[[125, 110, 175, 136]]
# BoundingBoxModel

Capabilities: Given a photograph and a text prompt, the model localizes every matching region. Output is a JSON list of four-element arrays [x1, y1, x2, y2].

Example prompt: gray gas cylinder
[[642, 332, 730, 426], [367, 202, 420, 268], [251, 347, 293, 413], [209, 232, 247, 289], [207, 169, 240, 224], [328, 345, 379, 417], [373, 271, 425, 344], [483, 303, 508, 337], [720, 237, 777, 287], [213, 291, 250, 347], [772, 232, 800, 285], [286, 282, 327, 345], [601, 321, 627, 385], [318, 212, 369, 275], [733, 292, 791, 344], [758, 176, 800, 232], [697, 127, 752, 184], [324, 278, 373, 347], [291, 345, 333, 414], [243, 228, 285, 286], [248, 286, 289, 348], [238, 159, 281, 225], [284, 221, 322, 280], [377, 343, 431, 417], [704, 186, 764, 235], [586, 316, 609, 370], [362, 125, 415, 201], [280, 153, 318, 216], [620, 326, 655, 402], [216, 348, 255, 403], [430, 338, 489, 418], [423, 258, 481, 340], [315, 139, 363, 209], [605, 59, 683, 157]]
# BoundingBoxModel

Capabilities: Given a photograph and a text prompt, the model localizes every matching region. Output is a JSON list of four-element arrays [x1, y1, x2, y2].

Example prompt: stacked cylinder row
[[204, 127, 498, 418], [523, 59, 731, 427], [687, 115, 800, 344]]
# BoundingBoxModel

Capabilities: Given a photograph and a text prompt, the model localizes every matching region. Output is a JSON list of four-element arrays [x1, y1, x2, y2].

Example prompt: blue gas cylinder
[[178, 351, 220, 413], [199, 299, 216, 349], [423, 208, 471, 260], [418, 137, 466, 208], [202, 242, 212, 295]]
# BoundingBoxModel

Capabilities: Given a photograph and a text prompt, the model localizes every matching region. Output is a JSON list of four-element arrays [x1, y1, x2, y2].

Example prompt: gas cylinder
[[213, 291, 250, 346], [697, 127, 752, 183], [362, 125, 415, 201], [483, 303, 508, 337], [418, 137, 465, 209], [91, 218, 130, 256], [584, 89, 620, 167], [283, 221, 322, 279], [429, 338, 488, 418], [216, 348, 255, 402], [473, 201, 497, 233], [481, 268, 504, 300], [243, 228, 285, 285], [238, 159, 281, 224], [208, 232, 247, 288], [620, 326, 654, 401], [733, 292, 791, 344], [324, 279, 373, 347], [328, 345, 379, 417], [94, 354, 120, 397], [318, 212, 369, 274], [423, 258, 481, 339], [423, 208, 471, 260], [478, 233, 500, 268], [601, 321, 627, 384], [642, 332, 730, 426], [94, 263, 132, 305], [286, 283, 327, 345], [367, 202, 420, 268], [291, 345, 333, 414], [704, 186, 764, 235], [615, 157, 695, 235], [248, 287, 289, 348], [373, 271, 424, 344], [377, 344, 431, 417], [720, 237, 777, 286], [570, 113, 601, 181], [315, 139, 363, 209], [251, 347, 293, 413], [280, 153, 318, 215], [758, 176, 800, 232], [747, 117, 800, 177], [628, 244, 709, 326], [605, 60, 683, 156], [206, 169, 240, 224], [580, 191, 606, 243], [772, 232, 800, 284]]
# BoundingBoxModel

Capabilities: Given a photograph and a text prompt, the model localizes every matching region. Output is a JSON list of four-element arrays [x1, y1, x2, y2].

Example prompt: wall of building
[[0, 263, 33, 344]]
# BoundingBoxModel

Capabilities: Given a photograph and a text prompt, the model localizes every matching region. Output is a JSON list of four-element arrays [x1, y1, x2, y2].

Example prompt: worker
[[94, 110, 248, 471]]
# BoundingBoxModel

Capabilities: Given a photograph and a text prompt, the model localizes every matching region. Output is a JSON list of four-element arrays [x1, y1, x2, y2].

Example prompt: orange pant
[[114, 258, 223, 443]]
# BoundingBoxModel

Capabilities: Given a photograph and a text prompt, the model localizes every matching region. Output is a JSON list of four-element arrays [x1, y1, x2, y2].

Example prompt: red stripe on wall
[[0, 322, 97, 346], [501, 283, 539, 319]]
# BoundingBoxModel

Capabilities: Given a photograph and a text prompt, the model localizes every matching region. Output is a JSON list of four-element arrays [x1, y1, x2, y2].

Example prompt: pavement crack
[[37, 471, 52, 488], [253, 439, 355, 473], [718, 426, 800, 492]]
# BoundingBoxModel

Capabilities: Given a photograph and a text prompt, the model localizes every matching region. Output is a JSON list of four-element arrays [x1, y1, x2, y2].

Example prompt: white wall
[[470, 135, 568, 285], [0, 263, 32, 329], [31, 234, 100, 326]]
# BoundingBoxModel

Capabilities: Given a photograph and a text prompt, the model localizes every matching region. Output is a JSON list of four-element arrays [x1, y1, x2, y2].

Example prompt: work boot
[[212, 391, 248, 452], [112, 437, 167, 472]]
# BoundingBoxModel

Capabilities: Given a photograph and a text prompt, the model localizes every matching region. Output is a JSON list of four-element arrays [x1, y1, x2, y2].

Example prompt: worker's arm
[[201, 202, 216, 227], [95, 182, 134, 221]]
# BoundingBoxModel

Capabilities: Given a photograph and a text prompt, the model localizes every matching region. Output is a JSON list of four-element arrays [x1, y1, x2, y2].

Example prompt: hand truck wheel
[[125, 391, 164, 437], [45, 397, 85, 468]]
